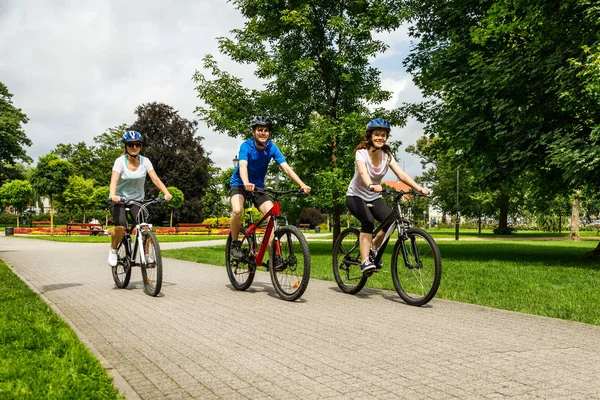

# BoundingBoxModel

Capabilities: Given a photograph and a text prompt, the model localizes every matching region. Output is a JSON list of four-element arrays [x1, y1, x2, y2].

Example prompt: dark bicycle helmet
[[121, 130, 143, 143], [251, 116, 273, 129], [366, 118, 391, 133]]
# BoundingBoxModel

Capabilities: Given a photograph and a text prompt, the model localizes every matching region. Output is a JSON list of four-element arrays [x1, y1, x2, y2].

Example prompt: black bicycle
[[111, 197, 165, 297], [332, 189, 442, 306]]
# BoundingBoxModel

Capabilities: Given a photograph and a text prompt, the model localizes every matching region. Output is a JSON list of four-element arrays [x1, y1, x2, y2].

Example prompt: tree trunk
[[569, 192, 580, 241], [170, 211, 173, 228], [581, 241, 600, 260], [16, 211, 20, 229], [498, 186, 509, 230], [50, 196, 54, 236], [332, 206, 341, 243]]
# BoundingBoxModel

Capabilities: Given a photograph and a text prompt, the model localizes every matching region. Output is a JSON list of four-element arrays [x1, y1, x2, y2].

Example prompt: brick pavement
[[1, 236, 599, 399]]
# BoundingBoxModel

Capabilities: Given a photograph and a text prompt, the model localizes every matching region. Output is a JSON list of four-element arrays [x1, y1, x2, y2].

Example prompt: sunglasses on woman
[[126, 142, 142, 148]]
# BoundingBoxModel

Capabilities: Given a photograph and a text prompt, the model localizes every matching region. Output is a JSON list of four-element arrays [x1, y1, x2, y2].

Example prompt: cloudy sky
[[0, 0, 426, 179]]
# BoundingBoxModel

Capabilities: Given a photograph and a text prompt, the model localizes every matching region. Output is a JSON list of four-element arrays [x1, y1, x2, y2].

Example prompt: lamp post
[[232, 155, 239, 168], [455, 149, 462, 241], [455, 168, 459, 241]]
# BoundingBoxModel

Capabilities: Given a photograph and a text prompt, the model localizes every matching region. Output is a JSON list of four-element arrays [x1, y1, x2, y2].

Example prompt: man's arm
[[279, 162, 311, 194]]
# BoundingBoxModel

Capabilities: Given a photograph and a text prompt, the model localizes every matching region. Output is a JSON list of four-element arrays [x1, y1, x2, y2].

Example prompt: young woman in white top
[[346, 118, 429, 274], [107, 130, 172, 267]]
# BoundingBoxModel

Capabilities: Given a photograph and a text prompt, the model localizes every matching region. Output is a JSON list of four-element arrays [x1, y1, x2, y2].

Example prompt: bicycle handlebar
[[253, 187, 307, 197], [107, 197, 166, 207], [378, 188, 428, 197]]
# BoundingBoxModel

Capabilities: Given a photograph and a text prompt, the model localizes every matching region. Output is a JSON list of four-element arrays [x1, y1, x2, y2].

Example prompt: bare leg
[[230, 194, 245, 240], [359, 232, 373, 264], [111, 226, 125, 249], [372, 230, 386, 250]]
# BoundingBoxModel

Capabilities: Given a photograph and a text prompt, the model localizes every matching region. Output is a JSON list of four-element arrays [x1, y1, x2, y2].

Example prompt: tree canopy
[[193, 0, 411, 237], [403, 0, 600, 228], [0, 82, 31, 186]]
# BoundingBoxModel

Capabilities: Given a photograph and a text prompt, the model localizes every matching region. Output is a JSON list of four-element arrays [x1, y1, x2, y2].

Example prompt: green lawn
[[12, 234, 226, 243], [163, 238, 600, 325], [0, 260, 123, 399]]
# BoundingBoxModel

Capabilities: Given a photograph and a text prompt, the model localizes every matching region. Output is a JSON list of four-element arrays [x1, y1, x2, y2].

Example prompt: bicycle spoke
[[332, 228, 367, 294], [391, 228, 441, 306], [225, 229, 256, 291], [141, 230, 163, 296], [270, 226, 310, 301]]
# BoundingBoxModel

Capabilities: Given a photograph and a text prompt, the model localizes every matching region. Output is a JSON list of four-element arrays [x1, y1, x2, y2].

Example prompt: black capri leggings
[[346, 196, 394, 235], [109, 203, 141, 228]]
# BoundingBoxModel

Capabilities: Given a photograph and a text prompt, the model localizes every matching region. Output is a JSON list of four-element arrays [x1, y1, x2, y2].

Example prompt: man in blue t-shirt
[[229, 116, 311, 259]]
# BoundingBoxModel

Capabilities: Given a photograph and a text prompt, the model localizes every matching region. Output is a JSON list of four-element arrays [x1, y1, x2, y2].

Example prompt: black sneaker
[[230, 240, 244, 260], [360, 261, 376, 275], [369, 249, 383, 270]]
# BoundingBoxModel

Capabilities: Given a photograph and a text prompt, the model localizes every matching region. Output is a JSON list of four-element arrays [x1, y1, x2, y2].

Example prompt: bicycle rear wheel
[[112, 238, 132, 288], [332, 228, 367, 294], [269, 225, 310, 301], [391, 227, 442, 306], [226, 228, 256, 291], [141, 230, 163, 297]]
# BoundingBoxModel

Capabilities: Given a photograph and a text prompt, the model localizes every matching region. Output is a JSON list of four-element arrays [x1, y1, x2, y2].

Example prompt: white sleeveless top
[[112, 155, 154, 200], [346, 149, 394, 201]]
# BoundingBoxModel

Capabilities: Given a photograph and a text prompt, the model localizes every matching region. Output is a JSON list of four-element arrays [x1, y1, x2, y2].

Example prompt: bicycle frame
[[369, 189, 422, 268], [119, 199, 160, 267], [241, 200, 285, 267]]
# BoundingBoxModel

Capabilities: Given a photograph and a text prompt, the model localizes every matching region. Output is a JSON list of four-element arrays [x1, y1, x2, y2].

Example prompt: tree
[[52, 124, 126, 186], [202, 166, 232, 225], [403, 0, 600, 231], [129, 103, 211, 223], [193, 0, 410, 239], [161, 186, 184, 227], [0, 179, 33, 228], [59, 175, 95, 222], [90, 186, 111, 226], [30, 154, 74, 234], [0, 82, 31, 186]]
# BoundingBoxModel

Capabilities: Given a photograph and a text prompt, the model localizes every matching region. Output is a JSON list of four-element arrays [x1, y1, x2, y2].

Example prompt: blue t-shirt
[[230, 138, 286, 187]]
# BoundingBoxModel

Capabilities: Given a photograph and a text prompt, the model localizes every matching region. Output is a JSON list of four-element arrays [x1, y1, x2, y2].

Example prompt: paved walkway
[[1, 236, 599, 399]]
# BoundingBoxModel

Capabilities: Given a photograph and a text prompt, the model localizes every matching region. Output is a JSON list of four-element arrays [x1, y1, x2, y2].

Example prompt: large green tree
[[129, 103, 211, 223], [30, 154, 74, 234], [193, 0, 409, 238], [403, 0, 600, 230], [0, 82, 31, 186]]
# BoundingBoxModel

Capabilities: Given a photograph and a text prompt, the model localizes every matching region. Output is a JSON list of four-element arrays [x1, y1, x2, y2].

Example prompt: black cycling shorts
[[230, 186, 271, 209]]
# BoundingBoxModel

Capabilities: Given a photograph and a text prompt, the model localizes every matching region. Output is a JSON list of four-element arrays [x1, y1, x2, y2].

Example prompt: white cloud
[[0, 0, 425, 178]]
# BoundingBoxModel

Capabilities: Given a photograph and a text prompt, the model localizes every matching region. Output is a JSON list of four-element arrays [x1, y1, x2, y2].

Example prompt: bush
[[299, 208, 325, 228]]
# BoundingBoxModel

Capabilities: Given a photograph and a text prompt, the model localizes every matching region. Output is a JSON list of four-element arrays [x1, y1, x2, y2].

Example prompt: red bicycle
[[225, 187, 311, 301]]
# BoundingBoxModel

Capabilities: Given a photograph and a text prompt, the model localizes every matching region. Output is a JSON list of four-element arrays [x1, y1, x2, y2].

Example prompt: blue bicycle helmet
[[121, 130, 143, 143], [251, 116, 272, 129], [366, 118, 391, 133]]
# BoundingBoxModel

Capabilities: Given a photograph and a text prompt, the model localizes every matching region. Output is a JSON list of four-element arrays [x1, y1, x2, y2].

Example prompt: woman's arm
[[148, 169, 173, 201], [389, 161, 429, 195], [109, 170, 121, 202]]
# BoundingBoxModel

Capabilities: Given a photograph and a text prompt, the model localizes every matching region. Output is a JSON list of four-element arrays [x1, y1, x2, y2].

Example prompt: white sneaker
[[145, 254, 155, 264], [108, 249, 118, 267]]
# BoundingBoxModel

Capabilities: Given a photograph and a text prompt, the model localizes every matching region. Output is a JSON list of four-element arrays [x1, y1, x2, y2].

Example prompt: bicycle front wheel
[[269, 226, 310, 301], [141, 230, 163, 297], [225, 228, 256, 291], [332, 228, 367, 294], [112, 238, 131, 289], [391, 227, 442, 306]]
